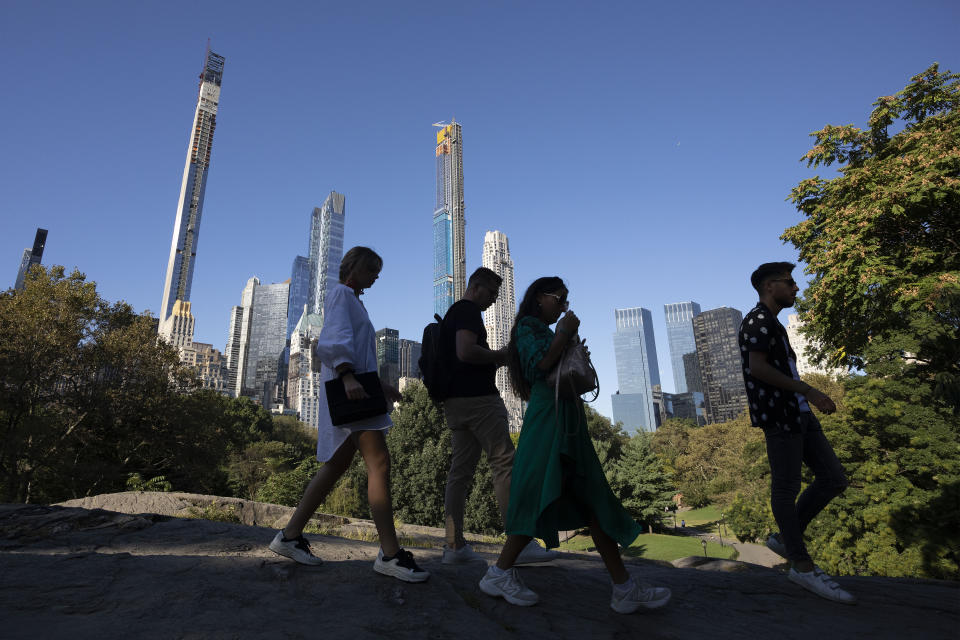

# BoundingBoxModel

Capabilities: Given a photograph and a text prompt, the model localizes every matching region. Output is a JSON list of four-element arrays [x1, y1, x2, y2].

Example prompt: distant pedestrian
[[480, 277, 671, 613], [739, 262, 853, 604], [681, 520, 685, 528], [269, 247, 428, 583], [440, 267, 556, 566]]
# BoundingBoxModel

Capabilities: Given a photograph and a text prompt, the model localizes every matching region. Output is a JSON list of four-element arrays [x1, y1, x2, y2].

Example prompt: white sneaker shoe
[[374, 548, 430, 583], [515, 539, 559, 564], [788, 567, 857, 604], [442, 543, 484, 565], [610, 577, 672, 614], [479, 566, 539, 606], [766, 533, 788, 559], [269, 531, 324, 566]]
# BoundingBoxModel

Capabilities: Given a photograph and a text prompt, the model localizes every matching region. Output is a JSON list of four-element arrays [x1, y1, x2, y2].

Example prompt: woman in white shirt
[[269, 246, 429, 583]]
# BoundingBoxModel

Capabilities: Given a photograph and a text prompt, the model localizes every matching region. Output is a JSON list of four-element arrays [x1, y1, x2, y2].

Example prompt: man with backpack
[[437, 267, 557, 565]]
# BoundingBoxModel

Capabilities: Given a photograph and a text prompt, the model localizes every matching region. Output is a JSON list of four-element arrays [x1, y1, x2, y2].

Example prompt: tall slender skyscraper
[[433, 121, 465, 316], [14, 228, 47, 291], [286, 255, 311, 341], [693, 307, 748, 424], [159, 47, 225, 334], [308, 191, 346, 317], [611, 307, 661, 433], [664, 301, 701, 393], [482, 230, 523, 431]]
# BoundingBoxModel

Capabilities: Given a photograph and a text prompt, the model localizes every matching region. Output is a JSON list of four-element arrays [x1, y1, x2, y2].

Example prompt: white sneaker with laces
[[788, 567, 857, 604], [442, 543, 484, 564], [610, 577, 672, 614], [374, 548, 430, 583], [514, 539, 559, 565], [479, 566, 539, 606], [268, 531, 324, 566]]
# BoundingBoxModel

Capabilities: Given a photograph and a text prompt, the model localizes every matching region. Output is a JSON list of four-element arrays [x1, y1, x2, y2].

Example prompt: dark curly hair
[[507, 276, 566, 400]]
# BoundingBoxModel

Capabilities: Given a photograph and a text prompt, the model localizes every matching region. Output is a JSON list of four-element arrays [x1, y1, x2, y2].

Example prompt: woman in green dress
[[479, 277, 672, 614]]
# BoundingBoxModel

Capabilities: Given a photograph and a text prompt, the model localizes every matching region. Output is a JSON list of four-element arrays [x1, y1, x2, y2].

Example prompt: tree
[[672, 415, 763, 507], [606, 433, 675, 529]]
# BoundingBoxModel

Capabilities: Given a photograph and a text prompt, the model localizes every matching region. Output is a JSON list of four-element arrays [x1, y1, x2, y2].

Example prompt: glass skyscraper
[[693, 307, 748, 424], [376, 328, 400, 390], [309, 191, 345, 317], [159, 48, 224, 330], [611, 307, 661, 433], [664, 301, 701, 393], [226, 277, 290, 407], [433, 121, 465, 316], [286, 255, 310, 341], [14, 228, 47, 291]]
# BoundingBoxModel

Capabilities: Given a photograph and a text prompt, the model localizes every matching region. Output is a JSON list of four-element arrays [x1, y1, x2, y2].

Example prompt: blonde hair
[[339, 246, 383, 283]]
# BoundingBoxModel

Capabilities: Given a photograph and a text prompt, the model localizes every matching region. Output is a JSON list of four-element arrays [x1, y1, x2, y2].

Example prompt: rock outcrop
[[1, 496, 956, 639]]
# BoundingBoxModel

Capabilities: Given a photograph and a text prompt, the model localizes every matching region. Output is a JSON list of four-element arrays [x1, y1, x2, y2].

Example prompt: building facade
[[286, 256, 311, 341], [158, 299, 196, 349], [14, 228, 47, 291], [693, 307, 748, 424], [159, 48, 225, 338], [786, 314, 847, 378], [611, 307, 661, 433], [308, 192, 345, 317], [179, 341, 229, 394], [433, 121, 465, 316], [664, 301, 701, 393], [225, 276, 289, 406], [376, 328, 400, 390], [481, 230, 523, 431], [399, 339, 422, 380], [287, 311, 324, 429]]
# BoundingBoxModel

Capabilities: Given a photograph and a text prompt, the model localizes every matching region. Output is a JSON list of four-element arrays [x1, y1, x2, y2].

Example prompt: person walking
[[269, 246, 429, 583], [479, 277, 671, 613], [441, 267, 556, 566], [739, 262, 854, 604]]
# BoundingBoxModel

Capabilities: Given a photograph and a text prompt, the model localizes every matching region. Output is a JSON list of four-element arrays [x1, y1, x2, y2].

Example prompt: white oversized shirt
[[314, 283, 391, 461]]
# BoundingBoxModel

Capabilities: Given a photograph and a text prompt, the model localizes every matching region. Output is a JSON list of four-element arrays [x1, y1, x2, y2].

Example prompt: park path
[[673, 522, 784, 568]]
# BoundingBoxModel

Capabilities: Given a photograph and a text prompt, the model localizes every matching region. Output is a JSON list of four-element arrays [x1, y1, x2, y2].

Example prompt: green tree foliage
[[606, 433, 675, 529], [649, 418, 697, 476], [672, 416, 764, 507]]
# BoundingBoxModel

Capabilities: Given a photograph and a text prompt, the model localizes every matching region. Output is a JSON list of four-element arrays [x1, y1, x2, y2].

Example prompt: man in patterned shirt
[[739, 262, 855, 604]]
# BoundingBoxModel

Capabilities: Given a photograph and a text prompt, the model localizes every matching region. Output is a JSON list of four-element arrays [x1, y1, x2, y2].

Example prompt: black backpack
[[418, 313, 450, 402]]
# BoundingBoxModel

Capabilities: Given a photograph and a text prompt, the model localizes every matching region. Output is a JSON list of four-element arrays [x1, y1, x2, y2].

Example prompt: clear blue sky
[[2, 0, 956, 419]]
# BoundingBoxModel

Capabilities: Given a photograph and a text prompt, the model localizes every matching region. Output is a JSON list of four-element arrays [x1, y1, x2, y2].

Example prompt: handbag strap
[[553, 346, 586, 437]]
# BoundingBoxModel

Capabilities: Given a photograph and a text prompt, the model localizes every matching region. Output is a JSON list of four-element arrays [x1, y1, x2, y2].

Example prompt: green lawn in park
[[559, 531, 736, 562], [677, 504, 723, 527]]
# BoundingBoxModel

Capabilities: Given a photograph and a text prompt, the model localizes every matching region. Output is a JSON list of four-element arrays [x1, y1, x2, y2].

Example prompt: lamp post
[[701, 539, 708, 557], [718, 512, 724, 547]]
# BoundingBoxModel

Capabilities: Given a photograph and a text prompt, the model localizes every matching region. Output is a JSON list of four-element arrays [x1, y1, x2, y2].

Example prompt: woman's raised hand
[[557, 310, 580, 335]]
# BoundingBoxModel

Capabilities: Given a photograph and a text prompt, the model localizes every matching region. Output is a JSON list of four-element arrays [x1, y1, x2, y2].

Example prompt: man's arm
[[455, 329, 507, 366], [748, 351, 836, 414]]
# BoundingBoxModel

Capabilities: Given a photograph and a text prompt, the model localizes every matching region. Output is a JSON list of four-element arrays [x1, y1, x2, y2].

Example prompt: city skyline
[[611, 307, 661, 433], [3, 2, 951, 420]]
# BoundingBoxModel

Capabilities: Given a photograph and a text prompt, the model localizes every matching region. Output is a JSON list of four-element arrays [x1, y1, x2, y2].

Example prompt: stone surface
[[1, 498, 957, 639]]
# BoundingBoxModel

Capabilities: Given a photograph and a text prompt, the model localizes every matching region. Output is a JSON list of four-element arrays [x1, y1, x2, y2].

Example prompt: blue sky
[[2, 0, 956, 419]]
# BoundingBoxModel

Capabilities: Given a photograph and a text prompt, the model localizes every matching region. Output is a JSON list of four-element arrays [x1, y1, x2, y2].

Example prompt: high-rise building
[[693, 307, 748, 424], [159, 299, 196, 349], [399, 339, 422, 380], [159, 48, 225, 337], [482, 230, 523, 431], [225, 276, 289, 406], [308, 192, 346, 317], [179, 341, 229, 394], [287, 310, 324, 428], [652, 385, 706, 427], [611, 307, 661, 433], [786, 314, 847, 378], [682, 352, 703, 393], [433, 121, 465, 316], [287, 256, 310, 341], [664, 301, 701, 393], [14, 228, 47, 291], [376, 328, 400, 390]]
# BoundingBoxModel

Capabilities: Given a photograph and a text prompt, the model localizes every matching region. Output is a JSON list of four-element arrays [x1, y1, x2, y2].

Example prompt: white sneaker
[[269, 531, 324, 566], [479, 566, 539, 606], [610, 577, 672, 614], [373, 548, 430, 583], [766, 533, 788, 559], [442, 543, 484, 565], [515, 539, 559, 565], [788, 567, 857, 604]]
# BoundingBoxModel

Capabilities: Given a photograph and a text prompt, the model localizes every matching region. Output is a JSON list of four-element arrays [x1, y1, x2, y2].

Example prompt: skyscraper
[[693, 307, 748, 424], [785, 314, 847, 378], [611, 307, 661, 433], [287, 310, 324, 428], [399, 339, 422, 380], [376, 328, 400, 390], [159, 48, 225, 337], [433, 121, 465, 316], [225, 276, 289, 407], [664, 301, 701, 393], [482, 230, 523, 431], [286, 256, 310, 341], [14, 228, 47, 290], [308, 192, 346, 317]]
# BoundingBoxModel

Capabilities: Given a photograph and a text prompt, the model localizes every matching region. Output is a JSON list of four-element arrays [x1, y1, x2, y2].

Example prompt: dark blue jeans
[[764, 413, 848, 564]]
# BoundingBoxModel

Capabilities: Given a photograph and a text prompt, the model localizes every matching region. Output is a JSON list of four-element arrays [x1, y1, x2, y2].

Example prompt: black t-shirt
[[443, 300, 498, 398]]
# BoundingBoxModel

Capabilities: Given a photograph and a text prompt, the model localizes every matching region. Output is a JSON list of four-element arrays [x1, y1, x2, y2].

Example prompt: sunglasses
[[769, 278, 797, 287], [543, 292, 569, 309]]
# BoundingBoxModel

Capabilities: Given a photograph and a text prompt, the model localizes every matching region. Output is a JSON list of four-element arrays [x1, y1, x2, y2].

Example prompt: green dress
[[505, 316, 642, 549]]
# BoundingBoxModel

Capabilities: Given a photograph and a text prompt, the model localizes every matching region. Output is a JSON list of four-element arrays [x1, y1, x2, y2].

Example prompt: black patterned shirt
[[738, 302, 811, 431]]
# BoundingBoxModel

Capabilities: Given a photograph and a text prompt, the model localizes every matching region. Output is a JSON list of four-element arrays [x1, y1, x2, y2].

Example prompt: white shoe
[[479, 566, 539, 606], [515, 539, 559, 565], [788, 567, 857, 604], [373, 548, 430, 583], [610, 577, 672, 614], [268, 531, 324, 566], [442, 543, 484, 565]]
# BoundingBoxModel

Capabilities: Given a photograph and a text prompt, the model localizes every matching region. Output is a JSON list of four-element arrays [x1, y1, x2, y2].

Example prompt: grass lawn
[[559, 532, 736, 562], [676, 505, 723, 527]]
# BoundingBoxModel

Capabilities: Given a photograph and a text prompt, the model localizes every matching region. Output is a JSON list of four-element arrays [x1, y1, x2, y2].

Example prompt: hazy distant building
[[226, 276, 289, 406], [287, 308, 324, 428], [786, 314, 847, 378], [611, 307, 661, 433], [433, 121, 465, 316], [179, 341, 229, 394], [308, 192, 345, 317], [682, 352, 703, 393], [664, 301, 701, 393], [376, 328, 400, 390], [693, 307, 748, 424], [482, 230, 523, 432], [14, 228, 47, 291], [399, 339, 422, 380], [653, 385, 705, 427], [159, 48, 225, 340]]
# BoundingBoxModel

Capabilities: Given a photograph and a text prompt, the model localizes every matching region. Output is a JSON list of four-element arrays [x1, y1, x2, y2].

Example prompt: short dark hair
[[750, 262, 796, 292], [339, 246, 383, 283], [467, 267, 502, 290]]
